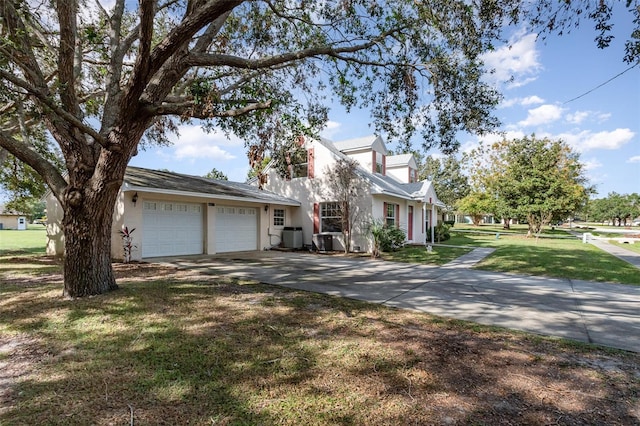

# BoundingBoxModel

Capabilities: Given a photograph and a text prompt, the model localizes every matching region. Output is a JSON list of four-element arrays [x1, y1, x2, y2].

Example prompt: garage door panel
[[142, 200, 203, 257], [215, 206, 257, 253]]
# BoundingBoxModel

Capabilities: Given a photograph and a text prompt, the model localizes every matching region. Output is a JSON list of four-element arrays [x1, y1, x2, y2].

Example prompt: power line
[[563, 62, 639, 104]]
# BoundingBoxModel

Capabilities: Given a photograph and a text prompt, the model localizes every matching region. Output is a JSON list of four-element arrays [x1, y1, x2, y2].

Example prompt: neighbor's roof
[[0, 204, 22, 215], [123, 167, 300, 206]]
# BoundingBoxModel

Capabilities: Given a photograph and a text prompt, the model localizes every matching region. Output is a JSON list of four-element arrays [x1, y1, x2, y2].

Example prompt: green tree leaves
[[203, 168, 228, 180], [465, 136, 590, 235]]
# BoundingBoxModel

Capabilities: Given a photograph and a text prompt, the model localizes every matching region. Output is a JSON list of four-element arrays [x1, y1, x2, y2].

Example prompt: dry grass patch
[[0, 260, 639, 425]]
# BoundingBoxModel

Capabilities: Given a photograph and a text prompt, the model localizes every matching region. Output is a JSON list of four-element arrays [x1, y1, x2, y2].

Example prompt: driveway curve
[[159, 251, 640, 353]]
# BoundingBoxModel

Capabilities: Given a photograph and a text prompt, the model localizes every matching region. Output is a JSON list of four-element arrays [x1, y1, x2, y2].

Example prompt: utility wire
[[563, 62, 639, 104]]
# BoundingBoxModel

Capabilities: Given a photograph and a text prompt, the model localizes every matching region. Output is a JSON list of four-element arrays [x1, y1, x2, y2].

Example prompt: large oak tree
[[1, 0, 637, 297]]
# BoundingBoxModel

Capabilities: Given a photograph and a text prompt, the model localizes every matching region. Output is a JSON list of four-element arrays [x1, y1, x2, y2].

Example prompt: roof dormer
[[386, 154, 418, 183], [333, 135, 388, 175]]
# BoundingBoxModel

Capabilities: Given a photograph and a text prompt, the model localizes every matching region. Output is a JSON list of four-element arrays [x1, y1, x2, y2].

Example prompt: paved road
[[160, 251, 640, 353]]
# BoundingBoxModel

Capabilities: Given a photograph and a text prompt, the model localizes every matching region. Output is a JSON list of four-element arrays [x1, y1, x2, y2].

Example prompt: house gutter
[[121, 185, 301, 207]]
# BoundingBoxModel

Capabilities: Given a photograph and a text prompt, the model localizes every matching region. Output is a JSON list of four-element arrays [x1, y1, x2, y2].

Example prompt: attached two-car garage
[[46, 167, 300, 261], [141, 200, 258, 257]]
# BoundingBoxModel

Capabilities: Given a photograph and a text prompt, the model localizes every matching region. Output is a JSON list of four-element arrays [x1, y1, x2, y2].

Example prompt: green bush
[[368, 221, 407, 256], [380, 226, 406, 252], [444, 220, 455, 227], [434, 223, 451, 242]]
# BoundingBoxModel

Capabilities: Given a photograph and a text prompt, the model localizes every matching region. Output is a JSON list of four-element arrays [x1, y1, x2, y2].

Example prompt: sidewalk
[[568, 230, 640, 269], [587, 238, 640, 269]]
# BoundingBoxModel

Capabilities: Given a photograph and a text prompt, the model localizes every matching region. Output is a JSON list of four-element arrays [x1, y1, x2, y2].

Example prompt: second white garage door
[[215, 206, 258, 252]]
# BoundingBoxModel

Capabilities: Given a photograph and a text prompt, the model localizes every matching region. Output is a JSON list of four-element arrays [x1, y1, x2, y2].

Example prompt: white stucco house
[[46, 135, 443, 260], [259, 135, 444, 253]]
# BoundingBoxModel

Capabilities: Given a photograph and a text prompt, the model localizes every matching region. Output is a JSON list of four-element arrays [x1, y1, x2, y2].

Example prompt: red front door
[[408, 206, 413, 241]]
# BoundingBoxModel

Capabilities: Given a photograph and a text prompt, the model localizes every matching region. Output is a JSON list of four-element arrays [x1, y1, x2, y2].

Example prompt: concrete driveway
[[160, 251, 640, 353]]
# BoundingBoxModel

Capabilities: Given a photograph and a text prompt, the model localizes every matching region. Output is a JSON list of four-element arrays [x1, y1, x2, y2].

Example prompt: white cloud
[[581, 129, 635, 151], [581, 157, 602, 171], [481, 32, 542, 88], [565, 111, 590, 124], [565, 110, 612, 125], [553, 128, 635, 152], [626, 155, 640, 163], [521, 95, 545, 106], [519, 104, 565, 127], [320, 120, 342, 138], [460, 130, 526, 154], [500, 95, 544, 108], [170, 125, 240, 160]]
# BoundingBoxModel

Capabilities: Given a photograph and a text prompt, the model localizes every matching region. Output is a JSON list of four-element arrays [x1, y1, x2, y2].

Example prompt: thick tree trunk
[[61, 183, 120, 298]]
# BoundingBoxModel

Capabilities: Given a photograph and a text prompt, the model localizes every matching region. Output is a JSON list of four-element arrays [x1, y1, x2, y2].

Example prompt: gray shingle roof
[[385, 154, 414, 167], [124, 167, 300, 206], [332, 135, 378, 152]]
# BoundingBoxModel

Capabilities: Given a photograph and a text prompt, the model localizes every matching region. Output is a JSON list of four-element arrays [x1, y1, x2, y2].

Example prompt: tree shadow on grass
[[1, 270, 639, 424]]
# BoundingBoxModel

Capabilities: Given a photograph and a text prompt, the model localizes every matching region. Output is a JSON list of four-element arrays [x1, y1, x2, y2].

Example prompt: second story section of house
[[272, 134, 421, 187], [385, 154, 419, 184], [333, 135, 388, 175]]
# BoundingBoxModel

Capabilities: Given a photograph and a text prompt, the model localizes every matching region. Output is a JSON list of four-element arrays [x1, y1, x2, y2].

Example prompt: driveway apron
[[162, 252, 640, 353]]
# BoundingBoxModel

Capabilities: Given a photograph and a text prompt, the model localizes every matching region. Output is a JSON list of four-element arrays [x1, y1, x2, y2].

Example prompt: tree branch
[[0, 130, 67, 200], [186, 32, 397, 69], [101, 0, 127, 131], [144, 99, 273, 118], [55, 0, 82, 116], [0, 0, 48, 88], [146, 0, 243, 82], [0, 70, 109, 149], [142, 8, 233, 104]]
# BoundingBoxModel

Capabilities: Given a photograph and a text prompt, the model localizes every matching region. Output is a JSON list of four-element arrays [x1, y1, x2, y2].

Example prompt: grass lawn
[[0, 225, 47, 256], [381, 244, 471, 265], [1, 258, 639, 425], [447, 229, 640, 285], [610, 240, 640, 255]]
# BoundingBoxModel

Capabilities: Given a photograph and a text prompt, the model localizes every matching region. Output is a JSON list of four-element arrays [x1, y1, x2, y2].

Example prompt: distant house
[[0, 205, 26, 230], [46, 167, 300, 260], [258, 135, 444, 253]]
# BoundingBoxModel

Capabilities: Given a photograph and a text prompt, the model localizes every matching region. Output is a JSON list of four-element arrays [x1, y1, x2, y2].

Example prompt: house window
[[273, 208, 285, 227], [321, 202, 342, 232], [375, 152, 384, 173], [409, 168, 418, 183], [288, 149, 308, 178], [386, 203, 397, 227]]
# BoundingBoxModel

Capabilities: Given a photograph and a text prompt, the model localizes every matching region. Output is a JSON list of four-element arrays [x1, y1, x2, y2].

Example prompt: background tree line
[[583, 193, 640, 226]]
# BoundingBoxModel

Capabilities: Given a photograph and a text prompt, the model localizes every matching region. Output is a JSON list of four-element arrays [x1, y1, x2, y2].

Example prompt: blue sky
[[130, 15, 639, 198]]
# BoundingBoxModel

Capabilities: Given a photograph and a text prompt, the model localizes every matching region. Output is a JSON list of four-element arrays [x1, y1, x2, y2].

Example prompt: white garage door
[[215, 206, 258, 252], [142, 200, 204, 257]]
